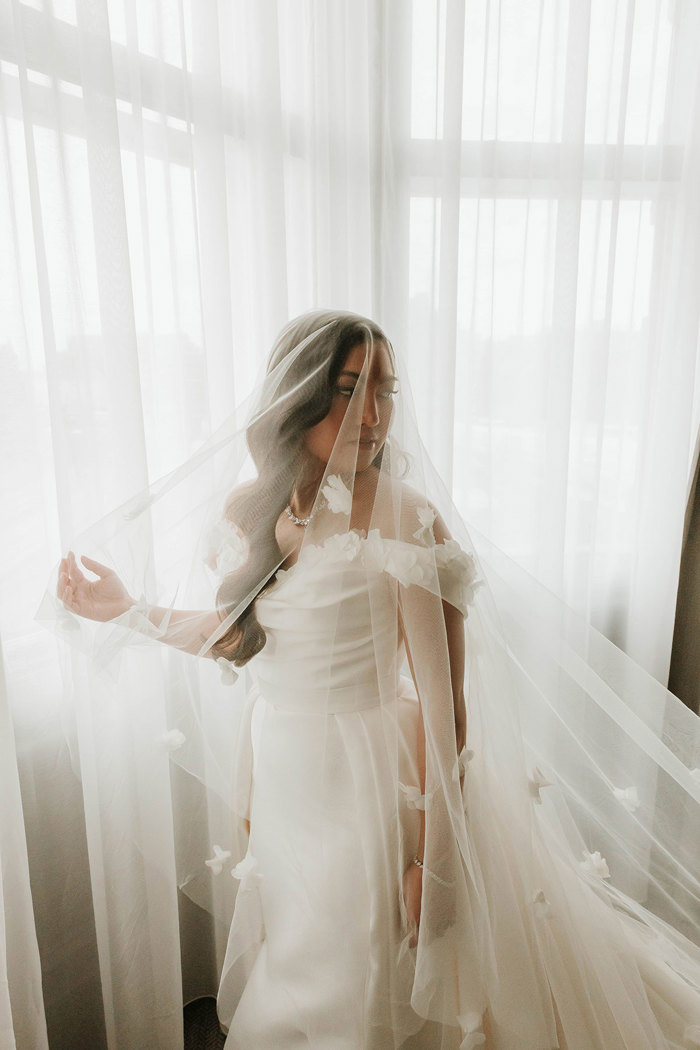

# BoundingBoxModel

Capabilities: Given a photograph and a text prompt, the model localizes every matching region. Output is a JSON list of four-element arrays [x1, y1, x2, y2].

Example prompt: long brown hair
[[210, 310, 390, 665]]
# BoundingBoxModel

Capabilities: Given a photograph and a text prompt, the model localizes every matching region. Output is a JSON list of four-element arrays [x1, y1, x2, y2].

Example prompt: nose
[[362, 389, 380, 428]]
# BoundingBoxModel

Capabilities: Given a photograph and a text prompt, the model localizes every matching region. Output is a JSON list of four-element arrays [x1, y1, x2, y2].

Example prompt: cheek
[[374, 400, 393, 436], [304, 403, 347, 457]]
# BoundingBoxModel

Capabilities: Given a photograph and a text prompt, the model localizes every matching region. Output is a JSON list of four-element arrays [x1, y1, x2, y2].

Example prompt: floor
[[184, 997, 226, 1050]]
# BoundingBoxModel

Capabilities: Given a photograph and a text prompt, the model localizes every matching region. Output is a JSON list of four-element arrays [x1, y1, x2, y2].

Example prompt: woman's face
[[303, 340, 398, 474]]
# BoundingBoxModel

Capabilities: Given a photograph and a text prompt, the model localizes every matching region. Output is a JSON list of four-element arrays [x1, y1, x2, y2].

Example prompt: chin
[[355, 449, 382, 472]]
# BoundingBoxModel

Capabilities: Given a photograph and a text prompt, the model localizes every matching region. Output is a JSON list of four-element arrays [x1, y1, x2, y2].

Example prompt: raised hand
[[57, 551, 135, 622]]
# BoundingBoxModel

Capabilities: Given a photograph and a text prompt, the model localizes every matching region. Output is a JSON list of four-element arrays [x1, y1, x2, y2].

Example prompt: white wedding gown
[[215, 530, 700, 1050]]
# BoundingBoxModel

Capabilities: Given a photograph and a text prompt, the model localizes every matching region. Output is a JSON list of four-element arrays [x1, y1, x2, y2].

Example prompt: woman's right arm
[[57, 550, 226, 659]]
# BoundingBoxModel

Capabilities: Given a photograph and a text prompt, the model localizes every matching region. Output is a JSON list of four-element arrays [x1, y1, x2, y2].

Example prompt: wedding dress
[[218, 529, 428, 1048], [39, 310, 700, 1050], [216, 524, 700, 1050]]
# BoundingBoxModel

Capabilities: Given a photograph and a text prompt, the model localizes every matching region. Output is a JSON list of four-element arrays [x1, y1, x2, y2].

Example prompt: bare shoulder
[[223, 479, 257, 521], [385, 477, 453, 544]]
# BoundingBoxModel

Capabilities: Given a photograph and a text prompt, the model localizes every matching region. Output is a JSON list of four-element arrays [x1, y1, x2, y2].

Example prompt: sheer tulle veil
[[37, 310, 700, 1047]]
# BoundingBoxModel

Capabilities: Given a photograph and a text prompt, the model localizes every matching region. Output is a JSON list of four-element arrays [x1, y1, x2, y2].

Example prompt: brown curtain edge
[[668, 426, 700, 713]]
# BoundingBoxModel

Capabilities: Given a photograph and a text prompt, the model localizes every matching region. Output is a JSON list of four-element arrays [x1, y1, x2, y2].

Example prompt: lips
[[346, 434, 379, 449]]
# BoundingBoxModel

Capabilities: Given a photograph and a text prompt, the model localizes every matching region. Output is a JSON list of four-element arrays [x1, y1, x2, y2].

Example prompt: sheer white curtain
[[380, 0, 700, 684], [1, 1, 699, 1048]]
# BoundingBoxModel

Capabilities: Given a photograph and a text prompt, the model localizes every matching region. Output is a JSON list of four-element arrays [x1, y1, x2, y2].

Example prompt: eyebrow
[[339, 371, 399, 383]]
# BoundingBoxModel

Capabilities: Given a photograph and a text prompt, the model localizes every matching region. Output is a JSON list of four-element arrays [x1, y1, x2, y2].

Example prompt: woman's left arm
[[398, 510, 468, 942], [430, 507, 468, 756], [399, 592, 466, 861]]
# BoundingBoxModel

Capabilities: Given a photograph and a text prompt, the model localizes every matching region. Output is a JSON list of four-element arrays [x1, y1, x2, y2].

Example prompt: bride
[[54, 310, 700, 1049]]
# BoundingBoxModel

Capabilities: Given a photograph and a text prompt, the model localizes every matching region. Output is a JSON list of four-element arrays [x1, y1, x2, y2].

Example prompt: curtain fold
[[0, 650, 49, 1050], [385, 0, 700, 685], [1, 1, 700, 1047], [669, 427, 700, 713]]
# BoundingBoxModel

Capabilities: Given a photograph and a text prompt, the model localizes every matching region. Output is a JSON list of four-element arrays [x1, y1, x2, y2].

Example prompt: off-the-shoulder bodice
[[250, 529, 479, 713]]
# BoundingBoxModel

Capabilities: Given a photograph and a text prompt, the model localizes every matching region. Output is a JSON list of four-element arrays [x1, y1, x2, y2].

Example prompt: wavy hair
[[210, 309, 391, 665]]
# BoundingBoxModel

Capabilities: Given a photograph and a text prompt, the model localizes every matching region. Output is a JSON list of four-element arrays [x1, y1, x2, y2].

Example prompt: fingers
[[57, 558, 65, 588], [66, 550, 84, 583], [57, 551, 80, 606], [57, 573, 74, 608], [57, 555, 70, 600], [80, 554, 111, 577], [68, 549, 110, 580]]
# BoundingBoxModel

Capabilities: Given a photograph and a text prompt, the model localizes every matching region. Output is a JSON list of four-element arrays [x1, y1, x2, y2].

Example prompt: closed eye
[[335, 385, 398, 400]]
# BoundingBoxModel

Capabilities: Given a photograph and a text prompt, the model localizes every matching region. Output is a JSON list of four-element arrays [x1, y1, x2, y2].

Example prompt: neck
[[290, 461, 324, 519]]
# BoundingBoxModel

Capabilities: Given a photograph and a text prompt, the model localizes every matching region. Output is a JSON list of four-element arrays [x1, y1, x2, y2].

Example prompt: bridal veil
[[37, 310, 700, 1048]]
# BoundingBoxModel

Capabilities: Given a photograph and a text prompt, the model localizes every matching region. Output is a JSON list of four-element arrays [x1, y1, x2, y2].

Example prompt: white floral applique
[[383, 543, 430, 588], [452, 746, 475, 782], [579, 850, 611, 880], [323, 529, 364, 563], [321, 474, 352, 515], [413, 505, 437, 547], [204, 518, 249, 577], [532, 889, 553, 920], [613, 785, 640, 813], [528, 766, 553, 804], [217, 656, 239, 685], [361, 528, 387, 574], [292, 540, 325, 573], [231, 851, 262, 883], [434, 540, 482, 612], [458, 1012, 486, 1050], [205, 844, 232, 876], [158, 729, 186, 752], [399, 781, 434, 811]]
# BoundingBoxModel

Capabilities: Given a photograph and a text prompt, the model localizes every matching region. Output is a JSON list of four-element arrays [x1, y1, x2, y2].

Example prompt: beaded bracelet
[[412, 856, 450, 887]]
